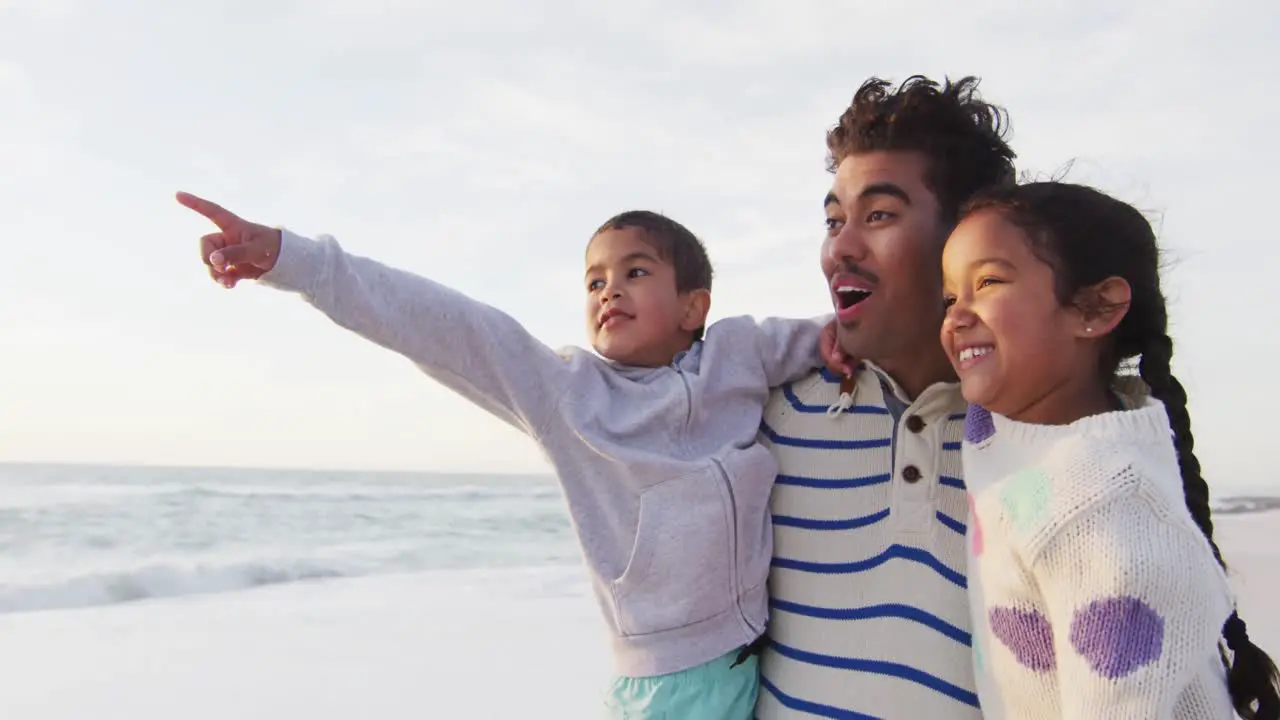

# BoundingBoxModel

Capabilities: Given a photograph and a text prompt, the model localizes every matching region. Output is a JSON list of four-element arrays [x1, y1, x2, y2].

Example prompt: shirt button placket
[[893, 412, 934, 533]]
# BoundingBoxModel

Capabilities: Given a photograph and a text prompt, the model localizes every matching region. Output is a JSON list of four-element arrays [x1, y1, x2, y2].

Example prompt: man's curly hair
[[826, 75, 1017, 224]]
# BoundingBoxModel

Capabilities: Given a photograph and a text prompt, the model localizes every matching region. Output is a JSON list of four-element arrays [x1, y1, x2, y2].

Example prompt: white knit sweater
[[961, 391, 1237, 719]]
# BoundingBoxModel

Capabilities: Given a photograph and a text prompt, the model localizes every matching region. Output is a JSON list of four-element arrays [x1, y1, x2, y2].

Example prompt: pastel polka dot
[[964, 404, 995, 444], [989, 606, 1056, 672], [1000, 468, 1053, 532], [968, 493, 984, 556], [1069, 596, 1165, 679]]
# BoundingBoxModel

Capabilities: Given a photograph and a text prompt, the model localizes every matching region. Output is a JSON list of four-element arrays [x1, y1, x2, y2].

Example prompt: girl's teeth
[[959, 346, 993, 363]]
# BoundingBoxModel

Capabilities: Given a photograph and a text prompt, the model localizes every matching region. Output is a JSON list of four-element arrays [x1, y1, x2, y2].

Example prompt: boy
[[178, 192, 830, 718]]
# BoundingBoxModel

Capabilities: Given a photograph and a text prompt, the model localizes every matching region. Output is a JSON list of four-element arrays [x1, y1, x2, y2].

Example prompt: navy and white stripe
[[757, 366, 979, 719]]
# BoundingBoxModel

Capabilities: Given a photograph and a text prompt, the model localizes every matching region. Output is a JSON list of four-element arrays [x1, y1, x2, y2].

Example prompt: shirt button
[[906, 415, 926, 433], [903, 465, 921, 483]]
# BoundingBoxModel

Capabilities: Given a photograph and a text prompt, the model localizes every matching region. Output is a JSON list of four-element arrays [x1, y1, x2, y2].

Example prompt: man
[[756, 75, 1018, 718]]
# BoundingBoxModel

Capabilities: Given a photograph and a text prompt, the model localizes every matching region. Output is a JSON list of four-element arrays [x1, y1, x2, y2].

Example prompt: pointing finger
[[177, 191, 242, 231]]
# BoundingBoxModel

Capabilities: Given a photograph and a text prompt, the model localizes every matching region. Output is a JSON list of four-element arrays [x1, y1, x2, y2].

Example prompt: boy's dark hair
[[826, 75, 1017, 226], [592, 210, 714, 340], [962, 181, 1280, 720]]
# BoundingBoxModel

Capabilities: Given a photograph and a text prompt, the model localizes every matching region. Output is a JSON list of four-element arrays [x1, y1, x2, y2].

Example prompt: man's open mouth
[[834, 284, 872, 310]]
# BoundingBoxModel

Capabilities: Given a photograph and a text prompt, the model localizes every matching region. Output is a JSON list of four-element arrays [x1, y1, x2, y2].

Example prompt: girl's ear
[[1071, 275, 1131, 339], [680, 289, 712, 334]]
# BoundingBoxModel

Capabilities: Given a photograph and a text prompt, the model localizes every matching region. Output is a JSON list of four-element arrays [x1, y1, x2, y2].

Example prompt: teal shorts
[[603, 645, 759, 719]]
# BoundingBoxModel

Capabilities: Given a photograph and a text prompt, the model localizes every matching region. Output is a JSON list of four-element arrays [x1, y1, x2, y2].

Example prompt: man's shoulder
[[766, 366, 888, 414], [764, 369, 845, 420], [762, 367, 891, 446]]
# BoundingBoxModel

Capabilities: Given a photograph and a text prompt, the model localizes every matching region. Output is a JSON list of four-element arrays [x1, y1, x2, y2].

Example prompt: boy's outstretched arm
[[178, 191, 571, 437], [755, 315, 841, 388]]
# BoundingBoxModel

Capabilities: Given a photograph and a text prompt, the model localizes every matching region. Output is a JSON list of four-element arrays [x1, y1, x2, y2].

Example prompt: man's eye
[[866, 210, 894, 223]]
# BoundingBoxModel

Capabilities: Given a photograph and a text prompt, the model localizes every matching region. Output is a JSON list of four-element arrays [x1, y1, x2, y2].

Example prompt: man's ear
[[1072, 276, 1131, 339], [680, 289, 712, 334]]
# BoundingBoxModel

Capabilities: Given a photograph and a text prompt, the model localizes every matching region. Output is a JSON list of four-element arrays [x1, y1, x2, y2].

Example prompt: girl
[[941, 181, 1280, 718]]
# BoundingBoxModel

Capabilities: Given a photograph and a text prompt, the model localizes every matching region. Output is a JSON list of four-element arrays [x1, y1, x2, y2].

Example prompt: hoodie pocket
[[610, 466, 733, 637]]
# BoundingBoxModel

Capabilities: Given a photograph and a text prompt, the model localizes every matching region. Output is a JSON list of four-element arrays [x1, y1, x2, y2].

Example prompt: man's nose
[[824, 223, 869, 266]]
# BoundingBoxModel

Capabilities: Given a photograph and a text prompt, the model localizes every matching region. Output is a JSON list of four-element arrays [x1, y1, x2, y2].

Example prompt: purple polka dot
[[989, 606, 1056, 672], [1069, 596, 1165, 679], [964, 404, 995, 444]]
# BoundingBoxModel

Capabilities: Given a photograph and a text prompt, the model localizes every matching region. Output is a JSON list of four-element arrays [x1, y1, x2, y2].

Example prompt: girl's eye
[[587, 279, 604, 291], [977, 276, 1002, 289], [628, 267, 649, 278], [942, 295, 957, 309]]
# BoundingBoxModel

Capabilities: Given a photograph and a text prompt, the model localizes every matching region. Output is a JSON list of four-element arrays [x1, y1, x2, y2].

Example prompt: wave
[[179, 483, 563, 502], [0, 482, 564, 509], [0, 559, 360, 614], [1214, 496, 1280, 515], [0, 556, 593, 615]]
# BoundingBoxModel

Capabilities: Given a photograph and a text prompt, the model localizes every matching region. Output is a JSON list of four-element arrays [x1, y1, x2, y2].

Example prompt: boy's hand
[[820, 320, 858, 378], [177, 191, 282, 289]]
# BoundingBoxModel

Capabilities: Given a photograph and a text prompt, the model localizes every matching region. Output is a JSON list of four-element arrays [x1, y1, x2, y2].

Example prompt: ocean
[[2, 462, 1278, 718], [0, 462, 616, 718], [0, 463, 585, 614]]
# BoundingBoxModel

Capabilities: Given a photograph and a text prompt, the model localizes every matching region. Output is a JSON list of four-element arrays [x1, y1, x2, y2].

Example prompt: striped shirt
[[756, 363, 980, 719]]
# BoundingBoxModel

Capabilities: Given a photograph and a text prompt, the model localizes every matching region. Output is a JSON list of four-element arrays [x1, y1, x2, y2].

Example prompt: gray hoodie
[[261, 230, 826, 676]]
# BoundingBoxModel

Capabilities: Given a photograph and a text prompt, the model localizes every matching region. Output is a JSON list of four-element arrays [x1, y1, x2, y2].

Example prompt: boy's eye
[[628, 267, 649, 278], [824, 217, 844, 234], [587, 279, 605, 291], [942, 295, 957, 309], [977, 276, 1002, 289], [866, 210, 894, 223]]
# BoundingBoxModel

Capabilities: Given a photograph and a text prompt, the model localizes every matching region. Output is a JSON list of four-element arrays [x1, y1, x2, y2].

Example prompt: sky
[[1, 0, 1277, 489]]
